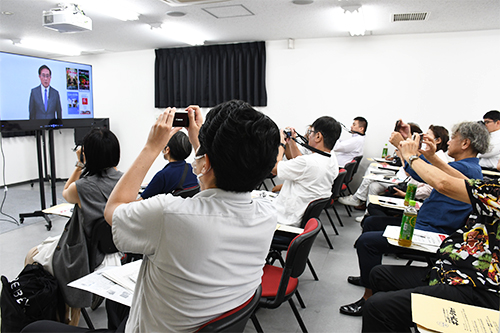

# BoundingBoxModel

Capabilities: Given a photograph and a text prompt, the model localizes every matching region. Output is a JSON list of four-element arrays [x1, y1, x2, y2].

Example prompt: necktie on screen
[[44, 88, 48, 111]]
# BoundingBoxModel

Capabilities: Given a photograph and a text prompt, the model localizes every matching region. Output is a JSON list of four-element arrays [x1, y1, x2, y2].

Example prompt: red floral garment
[[429, 179, 499, 295]]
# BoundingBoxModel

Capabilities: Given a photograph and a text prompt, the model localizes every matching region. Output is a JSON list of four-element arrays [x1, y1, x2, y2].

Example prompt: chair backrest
[[343, 160, 357, 184], [197, 285, 262, 332], [352, 155, 363, 176], [299, 197, 330, 228], [286, 218, 322, 278], [173, 185, 200, 198], [331, 170, 347, 198]]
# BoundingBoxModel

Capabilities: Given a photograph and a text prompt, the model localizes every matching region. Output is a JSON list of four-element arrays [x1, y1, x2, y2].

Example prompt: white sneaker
[[355, 216, 364, 223], [338, 195, 362, 207]]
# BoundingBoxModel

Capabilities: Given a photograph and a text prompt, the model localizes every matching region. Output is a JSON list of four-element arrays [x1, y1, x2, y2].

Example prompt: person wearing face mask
[[100, 100, 280, 333], [140, 131, 197, 199]]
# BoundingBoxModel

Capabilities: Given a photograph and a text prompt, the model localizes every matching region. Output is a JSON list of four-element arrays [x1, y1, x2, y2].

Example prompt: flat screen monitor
[[0, 51, 94, 133]]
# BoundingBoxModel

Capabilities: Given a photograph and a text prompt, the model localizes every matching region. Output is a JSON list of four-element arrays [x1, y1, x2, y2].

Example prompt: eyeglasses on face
[[40, 74, 51, 78]]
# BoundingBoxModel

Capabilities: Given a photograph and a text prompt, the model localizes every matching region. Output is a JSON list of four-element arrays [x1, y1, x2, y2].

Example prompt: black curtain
[[155, 41, 267, 108]]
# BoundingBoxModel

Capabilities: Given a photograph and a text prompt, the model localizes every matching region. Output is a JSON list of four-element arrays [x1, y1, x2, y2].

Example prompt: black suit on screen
[[29, 85, 62, 120]]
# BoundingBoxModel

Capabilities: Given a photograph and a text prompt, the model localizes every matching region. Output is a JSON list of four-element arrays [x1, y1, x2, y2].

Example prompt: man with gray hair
[[339, 120, 488, 317]]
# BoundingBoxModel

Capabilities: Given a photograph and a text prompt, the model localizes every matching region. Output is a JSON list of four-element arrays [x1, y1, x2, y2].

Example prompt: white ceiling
[[0, 0, 499, 58]]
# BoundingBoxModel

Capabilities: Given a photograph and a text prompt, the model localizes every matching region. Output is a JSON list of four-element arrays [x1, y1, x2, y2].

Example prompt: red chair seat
[[261, 264, 298, 297]]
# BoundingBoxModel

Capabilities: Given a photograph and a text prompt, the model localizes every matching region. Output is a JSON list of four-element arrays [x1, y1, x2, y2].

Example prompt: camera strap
[[292, 137, 331, 158]]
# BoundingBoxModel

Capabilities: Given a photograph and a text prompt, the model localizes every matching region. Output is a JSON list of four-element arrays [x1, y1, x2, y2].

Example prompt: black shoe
[[347, 276, 362, 286], [339, 298, 365, 316]]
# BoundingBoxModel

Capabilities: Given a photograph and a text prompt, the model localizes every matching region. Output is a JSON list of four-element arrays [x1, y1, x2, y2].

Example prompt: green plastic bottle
[[398, 200, 417, 247], [382, 144, 388, 158]]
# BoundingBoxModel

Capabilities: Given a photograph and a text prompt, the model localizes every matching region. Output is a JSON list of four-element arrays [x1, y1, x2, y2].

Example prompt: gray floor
[[0, 181, 408, 332]]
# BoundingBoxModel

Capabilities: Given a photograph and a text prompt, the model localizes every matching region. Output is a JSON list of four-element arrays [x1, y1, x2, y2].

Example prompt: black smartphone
[[394, 120, 401, 131], [413, 133, 424, 149], [172, 111, 189, 127]]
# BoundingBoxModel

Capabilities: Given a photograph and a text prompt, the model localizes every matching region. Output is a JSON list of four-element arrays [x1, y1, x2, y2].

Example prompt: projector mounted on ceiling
[[43, 3, 92, 33]]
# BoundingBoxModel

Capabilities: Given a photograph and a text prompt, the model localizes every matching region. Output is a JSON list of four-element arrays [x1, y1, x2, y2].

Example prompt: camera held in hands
[[394, 120, 401, 132], [173, 111, 189, 127], [283, 129, 292, 138]]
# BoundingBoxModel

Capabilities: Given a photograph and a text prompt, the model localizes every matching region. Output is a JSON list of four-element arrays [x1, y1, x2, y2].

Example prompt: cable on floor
[[0, 132, 19, 225]]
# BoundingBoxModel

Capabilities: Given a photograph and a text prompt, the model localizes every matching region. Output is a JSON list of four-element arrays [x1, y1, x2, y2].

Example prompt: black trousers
[[356, 215, 402, 288], [21, 301, 129, 333], [362, 265, 500, 333]]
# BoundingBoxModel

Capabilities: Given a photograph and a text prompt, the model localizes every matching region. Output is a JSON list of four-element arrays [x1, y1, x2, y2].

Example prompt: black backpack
[[1, 264, 64, 333]]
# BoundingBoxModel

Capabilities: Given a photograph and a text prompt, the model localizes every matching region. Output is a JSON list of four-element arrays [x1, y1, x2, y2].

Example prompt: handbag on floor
[[0, 263, 64, 333]]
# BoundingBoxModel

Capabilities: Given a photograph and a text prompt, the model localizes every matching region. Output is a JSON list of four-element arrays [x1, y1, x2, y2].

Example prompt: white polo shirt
[[112, 188, 277, 333], [275, 152, 339, 227]]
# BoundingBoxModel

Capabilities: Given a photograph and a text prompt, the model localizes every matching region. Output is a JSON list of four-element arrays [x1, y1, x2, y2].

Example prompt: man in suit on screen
[[29, 65, 62, 120]]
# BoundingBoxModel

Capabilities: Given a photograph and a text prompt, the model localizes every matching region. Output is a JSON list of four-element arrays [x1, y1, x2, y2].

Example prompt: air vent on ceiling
[[392, 12, 428, 22], [160, 0, 229, 6]]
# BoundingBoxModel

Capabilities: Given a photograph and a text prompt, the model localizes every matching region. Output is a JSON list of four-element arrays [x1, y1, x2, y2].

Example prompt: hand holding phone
[[172, 111, 189, 127]]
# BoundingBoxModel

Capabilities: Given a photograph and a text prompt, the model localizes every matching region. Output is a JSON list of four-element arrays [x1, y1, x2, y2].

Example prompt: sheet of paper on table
[[412, 293, 499, 333], [369, 195, 422, 210], [383, 225, 447, 253], [363, 173, 405, 184], [251, 190, 278, 201], [42, 203, 74, 218], [276, 224, 303, 234], [68, 260, 142, 307]]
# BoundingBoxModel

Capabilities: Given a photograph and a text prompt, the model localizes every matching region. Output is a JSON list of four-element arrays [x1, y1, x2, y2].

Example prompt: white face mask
[[196, 165, 211, 183]]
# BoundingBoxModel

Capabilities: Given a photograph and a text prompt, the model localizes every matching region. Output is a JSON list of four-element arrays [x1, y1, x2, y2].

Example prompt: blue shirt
[[405, 157, 483, 234], [141, 161, 198, 199]]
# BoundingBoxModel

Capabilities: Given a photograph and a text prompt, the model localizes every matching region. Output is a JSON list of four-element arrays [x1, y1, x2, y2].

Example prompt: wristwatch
[[280, 143, 286, 150], [408, 155, 419, 167]]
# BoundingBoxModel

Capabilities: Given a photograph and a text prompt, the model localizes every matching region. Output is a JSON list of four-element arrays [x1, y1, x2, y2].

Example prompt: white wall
[[1, 29, 499, 188]]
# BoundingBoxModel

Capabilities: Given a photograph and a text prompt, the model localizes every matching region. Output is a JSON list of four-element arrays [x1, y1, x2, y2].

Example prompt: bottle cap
[[409, 200, 416, 206]]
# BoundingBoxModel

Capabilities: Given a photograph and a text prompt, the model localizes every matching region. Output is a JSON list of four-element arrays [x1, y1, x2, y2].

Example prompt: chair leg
[[306, 259, 319, 281], [320, 225, 334, 249], [251, 313, 264, 333], [262, 182, 268, 191], [81, 308, 94, 329], [344, 204, 352, 217], [295, 289, 306, 308], [331, 204, 344, 227], [288, 298, 308, 333], [324, 208, 339, 235]]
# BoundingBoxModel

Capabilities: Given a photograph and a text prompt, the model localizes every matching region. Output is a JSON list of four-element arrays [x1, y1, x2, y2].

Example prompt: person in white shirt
[[101, 100, 281, 333], [478, 110, 500, 170], [334, 116, 367, 167], [272, 116, 341, 227]]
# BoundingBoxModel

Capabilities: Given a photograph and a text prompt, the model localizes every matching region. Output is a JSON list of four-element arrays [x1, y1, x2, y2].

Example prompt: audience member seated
[[339, 124, 449, 219], [339, 121, 489, 317], [140, 131, 197, 199], [24, 129, 123, 326], [90, 100, 279, 332], [478, 110, 500, 170], [334, 116, 367, 167], [272, 116, 341, 227], [361, 132, 499, 333]]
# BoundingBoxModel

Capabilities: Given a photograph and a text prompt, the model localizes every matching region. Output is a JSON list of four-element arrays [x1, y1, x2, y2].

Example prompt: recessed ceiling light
[[292, 0, 314, 5], [1, 11, 13, 15], [166, 11, 187, 17]]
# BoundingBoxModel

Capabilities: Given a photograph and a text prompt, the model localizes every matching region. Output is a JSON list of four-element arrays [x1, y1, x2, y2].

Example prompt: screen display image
[[0, 51, 94, 132]]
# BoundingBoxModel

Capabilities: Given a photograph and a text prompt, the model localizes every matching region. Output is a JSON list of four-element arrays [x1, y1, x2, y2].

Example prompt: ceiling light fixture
[[152, 22, 206, 46], [81, 0, 140, 21], [292, 0, 314, 5], [342, 5, 366, 36], [12, 39, 82, 56]]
